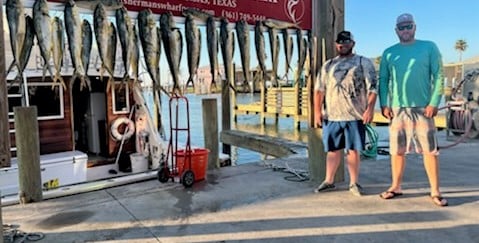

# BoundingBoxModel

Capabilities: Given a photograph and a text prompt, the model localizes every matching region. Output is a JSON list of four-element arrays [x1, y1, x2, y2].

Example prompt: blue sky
[[345, 0, 479, 64]]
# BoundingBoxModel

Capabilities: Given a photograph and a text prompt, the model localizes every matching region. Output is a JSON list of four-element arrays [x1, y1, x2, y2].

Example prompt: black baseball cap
[[336, 31, 354, 43]]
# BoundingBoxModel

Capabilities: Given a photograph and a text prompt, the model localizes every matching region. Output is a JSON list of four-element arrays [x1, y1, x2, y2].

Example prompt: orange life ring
[[111, 117, 135, 141]]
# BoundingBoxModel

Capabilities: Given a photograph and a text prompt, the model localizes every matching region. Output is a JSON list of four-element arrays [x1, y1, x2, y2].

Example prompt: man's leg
[[346, 150, 360, 184], [324, 150, 341, 184], [423, 154, 441, 196], [388, 154, 406, 192]]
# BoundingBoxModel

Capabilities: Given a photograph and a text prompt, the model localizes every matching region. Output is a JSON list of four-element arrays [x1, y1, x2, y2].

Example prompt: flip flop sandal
[[431, 195, 448, 207], [379, 191, 403, 199]]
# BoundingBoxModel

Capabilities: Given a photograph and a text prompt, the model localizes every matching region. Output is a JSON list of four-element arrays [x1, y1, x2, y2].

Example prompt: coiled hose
[[361, 124, 379, 158]]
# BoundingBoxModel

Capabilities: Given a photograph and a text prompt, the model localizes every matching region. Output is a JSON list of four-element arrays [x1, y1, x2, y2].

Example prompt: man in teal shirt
[[378, 13, 447, 206]]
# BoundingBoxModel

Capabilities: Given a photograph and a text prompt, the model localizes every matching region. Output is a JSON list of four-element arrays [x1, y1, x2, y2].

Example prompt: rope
[[3, 224, 44, 243], [361, 124, 378, 158]]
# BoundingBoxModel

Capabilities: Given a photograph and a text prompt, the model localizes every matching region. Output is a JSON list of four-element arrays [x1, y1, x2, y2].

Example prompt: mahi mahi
[[94, 3, 116, 84], [184, 14, 201, 90], [220, 18, 235, 90], [160, 12, 182, 95], [33, 0, 55, 82], [206, 16, 219, 92], [52, 17, 65, 88], [235, 19, 251, 92], [138, 9, 161, 88], [8, 15, 34, 86], [254, 21, 267, 82], [282, 28, 293, 81], [116, 6, 137, 82], [81, 20, 93, 81], [268, 26, 279, 87], [65, 0, 89, 89], [295, 28, 308, 86], [6, 0, 26, 82]]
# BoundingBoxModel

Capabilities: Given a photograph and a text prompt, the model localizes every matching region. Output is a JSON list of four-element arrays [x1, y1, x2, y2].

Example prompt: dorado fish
[[184, 14, 201, 90], [52, 17, 66, 88], [6, 0, 26, 81], [296, 28, 307, 86], [206, 16, 219, 92], [160, 12, 182, 95], [138, 9, 161, 88], [94, 2, 116, 84], [268, 26, 279, 87], [282, 28, 293, 81], [254, 21, 267, 82], [106, 22, 117, 88], [81, 19, 93, 80], [33, 0, 55, 82], [8, 15, 34, 86], [65, 0, 89, 89], [235, 19, 251, 92], [116, 6, 136, 82], [220, 18, 235, 91], [130, 25, 140, 84]]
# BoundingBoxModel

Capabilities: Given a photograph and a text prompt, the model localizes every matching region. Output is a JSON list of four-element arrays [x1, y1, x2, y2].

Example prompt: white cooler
[[0, 150, 88, 196]]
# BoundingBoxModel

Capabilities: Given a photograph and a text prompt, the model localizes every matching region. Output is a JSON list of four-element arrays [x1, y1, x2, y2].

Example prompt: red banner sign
[[123, 0, 312, 29]]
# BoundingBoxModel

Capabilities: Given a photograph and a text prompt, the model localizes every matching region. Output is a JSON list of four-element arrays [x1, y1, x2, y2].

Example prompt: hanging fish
[[52, 17, 66, 88], [282, 28, 293, 82], [116, 6, 137, 83], [81, 19, 93, 81], [33, 0, 56, 82], [268, 26, 279, 87], [94, 3, 116, 85], [160, 12, 182, 95], [65, 0, 90, 90], [184, 14, 201, 91], [206, 16, 219, 92], [138, 9, 161, 88], [235, 19, 251, 93], [254, 21, 267, 83], [220, 18, 235, 91], [6, 0, 26, 82]]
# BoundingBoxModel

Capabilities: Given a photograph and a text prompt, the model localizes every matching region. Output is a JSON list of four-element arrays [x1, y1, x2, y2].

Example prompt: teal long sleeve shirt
[[378, 40, 444, 108]]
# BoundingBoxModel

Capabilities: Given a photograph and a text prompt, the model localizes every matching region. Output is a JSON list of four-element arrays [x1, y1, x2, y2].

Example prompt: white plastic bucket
[[129, 153, 148, 173]]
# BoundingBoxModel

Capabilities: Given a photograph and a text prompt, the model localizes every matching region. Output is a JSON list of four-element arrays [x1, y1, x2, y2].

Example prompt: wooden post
[[202, 99, 219, 169], [14, 106, 43, 203], [0, 0, 11, 168], [308, 0, 345, 183], [222, 81, 231, 155]]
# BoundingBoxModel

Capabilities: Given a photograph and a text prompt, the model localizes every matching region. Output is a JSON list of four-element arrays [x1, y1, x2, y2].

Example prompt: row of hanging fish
[[5, 0, 315, 95]]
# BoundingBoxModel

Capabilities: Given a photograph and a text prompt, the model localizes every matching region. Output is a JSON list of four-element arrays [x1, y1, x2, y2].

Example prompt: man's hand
[[381, 106, 394, 120], [362, 107, 374, 124], [314, 112, 323, 128], [424, 105, 438, 118]]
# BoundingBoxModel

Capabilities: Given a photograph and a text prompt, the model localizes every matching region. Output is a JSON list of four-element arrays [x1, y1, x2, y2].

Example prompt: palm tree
[[455, 39, 468, 62]]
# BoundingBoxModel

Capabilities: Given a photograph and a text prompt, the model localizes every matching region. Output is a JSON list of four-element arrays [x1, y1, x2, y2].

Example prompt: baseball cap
[[336, 31, 354, 43], [396, 13, 414, 25]]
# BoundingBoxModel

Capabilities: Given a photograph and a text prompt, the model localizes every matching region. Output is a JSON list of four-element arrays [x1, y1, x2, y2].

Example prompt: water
[[144, 92, 391, 165]]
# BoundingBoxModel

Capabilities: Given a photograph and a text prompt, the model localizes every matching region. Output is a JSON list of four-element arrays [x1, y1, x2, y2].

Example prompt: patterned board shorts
[[389, 107, 439, 155]]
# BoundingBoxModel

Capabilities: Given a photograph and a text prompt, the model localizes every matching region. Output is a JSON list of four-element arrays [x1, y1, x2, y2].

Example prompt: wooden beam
[[220, 130, 307, 158], [0, 0, 11, 168]]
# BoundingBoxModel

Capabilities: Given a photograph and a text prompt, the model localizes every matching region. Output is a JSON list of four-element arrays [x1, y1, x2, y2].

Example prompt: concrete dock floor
[[2, 132, 479, 242]]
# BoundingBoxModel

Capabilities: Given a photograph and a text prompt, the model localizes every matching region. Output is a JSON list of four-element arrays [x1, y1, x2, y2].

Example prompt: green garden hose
[[361, 124, 378, 158]]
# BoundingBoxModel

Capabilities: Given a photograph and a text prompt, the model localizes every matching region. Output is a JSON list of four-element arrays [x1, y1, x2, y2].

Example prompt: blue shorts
[[322, 120, 366, 152]]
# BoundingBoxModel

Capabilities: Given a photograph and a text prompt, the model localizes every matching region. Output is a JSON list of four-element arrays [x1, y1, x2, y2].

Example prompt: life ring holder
[[111, 117, 135, 141]]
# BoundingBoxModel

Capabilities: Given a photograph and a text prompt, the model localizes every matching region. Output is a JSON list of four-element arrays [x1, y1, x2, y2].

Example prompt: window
[[112, 82, 130, 114], [8, 82, 64, 121]]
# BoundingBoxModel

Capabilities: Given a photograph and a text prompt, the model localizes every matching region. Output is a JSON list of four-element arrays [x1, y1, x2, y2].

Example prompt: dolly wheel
[[158, 167, 170, 183], [181, 170, 195, 188]]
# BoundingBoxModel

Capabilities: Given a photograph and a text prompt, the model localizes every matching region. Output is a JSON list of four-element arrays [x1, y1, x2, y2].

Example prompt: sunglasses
[[336, 39, 353, 44], [397, 24, 414, 31]]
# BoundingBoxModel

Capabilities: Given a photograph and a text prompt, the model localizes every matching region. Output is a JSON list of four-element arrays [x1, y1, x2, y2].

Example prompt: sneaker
[[349, 183, 364, 196], [314, 182, 335, 193]]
